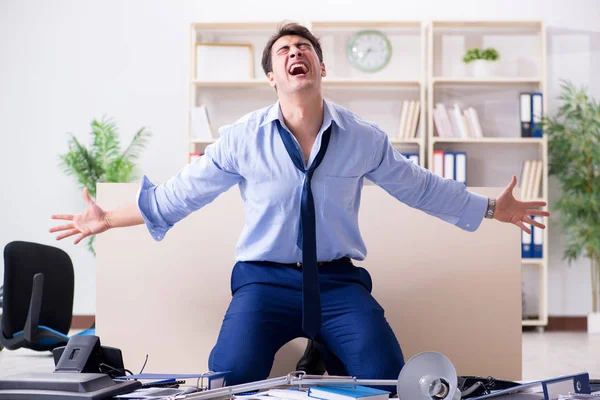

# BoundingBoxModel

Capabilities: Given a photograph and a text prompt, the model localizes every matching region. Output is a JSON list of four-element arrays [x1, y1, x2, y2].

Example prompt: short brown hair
[[261, 21, 323, 76]]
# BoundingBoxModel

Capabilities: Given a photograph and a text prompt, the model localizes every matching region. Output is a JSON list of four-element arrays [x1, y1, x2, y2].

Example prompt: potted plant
[[58, 115, 151, 255], [462, 47, 499, 77], [541, 80, 600, 332]]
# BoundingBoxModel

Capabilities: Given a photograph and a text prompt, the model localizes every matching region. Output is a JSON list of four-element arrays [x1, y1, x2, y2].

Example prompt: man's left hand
[[493, 175, 550, 234]]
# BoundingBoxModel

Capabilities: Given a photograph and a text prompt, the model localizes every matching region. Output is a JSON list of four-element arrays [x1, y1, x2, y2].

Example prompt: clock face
[[347, 30, 392, 73]]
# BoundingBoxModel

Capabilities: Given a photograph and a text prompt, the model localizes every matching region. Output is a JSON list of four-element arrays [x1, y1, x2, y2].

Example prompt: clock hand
[[359, 47, 372, 60]]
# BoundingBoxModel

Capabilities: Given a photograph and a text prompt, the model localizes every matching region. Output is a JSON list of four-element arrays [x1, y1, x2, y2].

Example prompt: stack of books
[[520, 159, 543, 201], [432, 103, 483, 138], [396, 100, 421, 139]]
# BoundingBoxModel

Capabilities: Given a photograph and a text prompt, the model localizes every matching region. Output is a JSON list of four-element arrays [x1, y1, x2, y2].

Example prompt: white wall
[[1, 0, 599, 316]]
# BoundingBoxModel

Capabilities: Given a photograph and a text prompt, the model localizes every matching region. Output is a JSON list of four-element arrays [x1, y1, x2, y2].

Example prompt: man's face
[[267, 35, 326, 94]]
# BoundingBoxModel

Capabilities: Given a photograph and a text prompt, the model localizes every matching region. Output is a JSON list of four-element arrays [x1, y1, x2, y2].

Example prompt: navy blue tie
[[276, 120, 332, 339]]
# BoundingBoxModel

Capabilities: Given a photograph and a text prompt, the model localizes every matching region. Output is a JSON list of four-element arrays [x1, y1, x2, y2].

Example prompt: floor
[[521, 331, 600, 381], [0, 332, 599, 382]]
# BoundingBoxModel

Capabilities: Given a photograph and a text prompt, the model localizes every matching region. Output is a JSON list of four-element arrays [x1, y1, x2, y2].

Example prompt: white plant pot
[[587, 312, 600, 333], [470, 60, 495, 78]]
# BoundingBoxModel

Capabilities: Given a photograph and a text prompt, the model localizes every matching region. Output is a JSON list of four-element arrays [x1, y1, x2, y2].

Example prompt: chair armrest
[[24, 273, 43, 342]]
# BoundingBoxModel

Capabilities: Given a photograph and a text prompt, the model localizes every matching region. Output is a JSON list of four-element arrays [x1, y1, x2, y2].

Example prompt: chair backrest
[[2, 241, 74, 338]]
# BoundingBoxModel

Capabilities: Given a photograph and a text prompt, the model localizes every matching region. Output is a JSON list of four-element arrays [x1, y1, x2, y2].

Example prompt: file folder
[[533, 216, 544, 258], [520, 93, 532, 137], [531, 92, 544, 137], [444, 152, 455, 180], [440, 151, 466, 185], [470, 372, 590, 399], [433, 150, 444, 177], [522, 219, 533, 258], [454, 152, 467, 185]]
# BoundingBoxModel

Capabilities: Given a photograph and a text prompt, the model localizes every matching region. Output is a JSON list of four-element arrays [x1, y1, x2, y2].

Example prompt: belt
[[287, 256, 352, 268]]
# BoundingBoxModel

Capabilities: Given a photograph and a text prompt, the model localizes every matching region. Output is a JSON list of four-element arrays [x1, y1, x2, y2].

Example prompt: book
[[191, 105, 214, 141], [308, 385, 389, 400]]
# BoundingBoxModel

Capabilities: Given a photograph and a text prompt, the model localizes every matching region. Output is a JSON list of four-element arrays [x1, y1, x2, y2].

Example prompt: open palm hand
[[49, 188, 110, 244], [494, 175, 550, 234]]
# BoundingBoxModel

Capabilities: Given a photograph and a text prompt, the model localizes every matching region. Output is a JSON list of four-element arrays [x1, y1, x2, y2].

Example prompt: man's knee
[[208, 345, 272, 386]]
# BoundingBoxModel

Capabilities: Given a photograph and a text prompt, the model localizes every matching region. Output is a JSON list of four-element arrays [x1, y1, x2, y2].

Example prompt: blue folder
[[470, 373, 590, 399]]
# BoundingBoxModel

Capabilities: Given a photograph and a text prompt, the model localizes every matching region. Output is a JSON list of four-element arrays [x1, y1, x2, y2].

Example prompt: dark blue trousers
[[208, 260, 405, 392]]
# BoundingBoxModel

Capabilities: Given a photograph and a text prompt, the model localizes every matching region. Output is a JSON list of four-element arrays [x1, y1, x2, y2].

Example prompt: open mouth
[[288, 62, 309, 76]]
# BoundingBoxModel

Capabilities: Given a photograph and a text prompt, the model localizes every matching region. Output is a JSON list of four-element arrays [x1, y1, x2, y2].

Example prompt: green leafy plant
[[462, 47, 500, 63], [59, 115, 151, 255], [541, 80, 600, 312]]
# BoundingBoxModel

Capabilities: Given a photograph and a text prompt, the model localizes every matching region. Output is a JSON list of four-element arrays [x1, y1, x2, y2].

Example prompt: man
[[50, 22, 549, 392]]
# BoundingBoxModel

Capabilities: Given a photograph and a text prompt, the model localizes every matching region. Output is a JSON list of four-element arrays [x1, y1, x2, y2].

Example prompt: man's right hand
[[50, 187, 110, 244]]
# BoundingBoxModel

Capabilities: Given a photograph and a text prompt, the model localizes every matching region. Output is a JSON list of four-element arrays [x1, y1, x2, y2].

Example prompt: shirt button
[[151, 229, 155, 232], [466, 224, 470, 228], [296, 262, 302, 267]]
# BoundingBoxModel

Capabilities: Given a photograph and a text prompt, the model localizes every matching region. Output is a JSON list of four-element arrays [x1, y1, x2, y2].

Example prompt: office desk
[[96, 183, 522, 381]]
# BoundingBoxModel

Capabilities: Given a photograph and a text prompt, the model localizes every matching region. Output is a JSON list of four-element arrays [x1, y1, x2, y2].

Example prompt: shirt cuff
[[136, 175, 172, 241], [456, 191, 488, 232]]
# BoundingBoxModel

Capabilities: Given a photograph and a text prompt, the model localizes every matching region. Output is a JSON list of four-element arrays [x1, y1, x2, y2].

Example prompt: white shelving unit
[[189, 20, 427, 167], [426, 20, 548, 328]]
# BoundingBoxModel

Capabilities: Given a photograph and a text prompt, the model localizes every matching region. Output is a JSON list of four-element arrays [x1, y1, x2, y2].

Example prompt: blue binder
[[522, 217, 533, 258], [470, 372, 590, 399], [531, 92, 544, 137], [454, 151, 467, 186], [532, 216, 544, 258]]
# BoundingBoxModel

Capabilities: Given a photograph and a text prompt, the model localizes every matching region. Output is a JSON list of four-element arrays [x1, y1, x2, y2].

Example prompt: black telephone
[[0, 335, 141, 400], [52, 335, 128, 379]]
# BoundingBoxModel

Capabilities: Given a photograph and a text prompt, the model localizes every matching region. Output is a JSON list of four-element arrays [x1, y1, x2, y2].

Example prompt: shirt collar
[[260, 98, 345, 131]]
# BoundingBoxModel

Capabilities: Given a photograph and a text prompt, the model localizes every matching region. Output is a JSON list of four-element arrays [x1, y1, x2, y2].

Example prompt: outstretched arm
[[51, 127, 243, 244], [137, 132, 243, 241], [365, 129, 549, 233]]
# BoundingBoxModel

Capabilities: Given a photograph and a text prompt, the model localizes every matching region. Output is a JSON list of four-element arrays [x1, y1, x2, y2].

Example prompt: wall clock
[[347, 30, 392, 73]]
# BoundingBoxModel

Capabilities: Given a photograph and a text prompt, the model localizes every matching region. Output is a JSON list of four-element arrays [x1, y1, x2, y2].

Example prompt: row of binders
[[520, 159, 543, 200], [433, 103, 484, 138], [520, 92, 544, 137], [396, 100, 421, 139], [432, 150, 467, 185], [522, 215, 544, 258]]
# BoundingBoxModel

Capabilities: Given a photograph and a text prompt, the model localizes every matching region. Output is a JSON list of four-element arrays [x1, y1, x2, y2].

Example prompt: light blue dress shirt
[[137, 99, 488, 263]]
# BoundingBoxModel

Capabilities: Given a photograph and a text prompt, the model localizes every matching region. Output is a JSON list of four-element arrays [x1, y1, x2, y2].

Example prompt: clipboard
[[470, 373, 590, 399]]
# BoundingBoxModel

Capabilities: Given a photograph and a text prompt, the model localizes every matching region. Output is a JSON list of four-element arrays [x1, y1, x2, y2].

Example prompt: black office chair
[[0, 241, 95, 352]]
